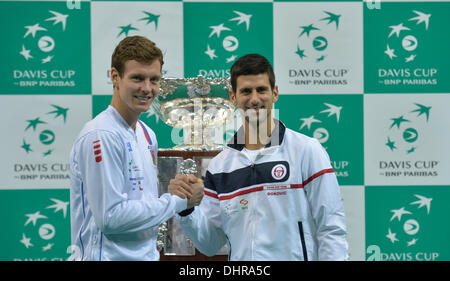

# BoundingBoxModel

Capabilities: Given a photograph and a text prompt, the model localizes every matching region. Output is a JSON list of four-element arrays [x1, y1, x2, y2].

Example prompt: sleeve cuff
[[178, 207, 194, 217], [172, 195, 188, 213]]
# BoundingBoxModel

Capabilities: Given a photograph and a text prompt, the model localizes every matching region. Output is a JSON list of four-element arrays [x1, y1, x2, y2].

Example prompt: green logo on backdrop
[[15, 103, 71, 182], [295, 11, 341, 63], [379, 101, 440, 179], [21, 104, 68, 159], [0, 189, 71, 261], [0, 1, 91, 94], [278, 95, 363, 185], [385, 102, 431, 155], [116, 11, 159, 38], [184, 2, 273, 78], [364, 2, 450, 93], [365, 186, 450, 261]]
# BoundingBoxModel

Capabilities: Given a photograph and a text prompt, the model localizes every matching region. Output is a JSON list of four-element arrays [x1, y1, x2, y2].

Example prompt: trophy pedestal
[[157, 149, 228, 261]]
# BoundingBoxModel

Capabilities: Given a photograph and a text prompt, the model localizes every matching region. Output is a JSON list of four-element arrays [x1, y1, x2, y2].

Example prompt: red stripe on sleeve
[[302, 168, 335, 187]]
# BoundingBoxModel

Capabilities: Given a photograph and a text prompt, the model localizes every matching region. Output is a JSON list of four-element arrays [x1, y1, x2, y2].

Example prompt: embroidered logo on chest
[[271, 164, 287, 180]]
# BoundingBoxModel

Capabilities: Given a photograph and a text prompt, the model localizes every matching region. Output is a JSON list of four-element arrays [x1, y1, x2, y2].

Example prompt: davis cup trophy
[[155, 75, 234, 260]]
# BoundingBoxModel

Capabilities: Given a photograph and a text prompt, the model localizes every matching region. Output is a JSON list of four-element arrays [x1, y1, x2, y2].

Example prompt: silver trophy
[[158, 75, 234, 151], [179, 158, 197, 175], [155, 76, 232, 259]]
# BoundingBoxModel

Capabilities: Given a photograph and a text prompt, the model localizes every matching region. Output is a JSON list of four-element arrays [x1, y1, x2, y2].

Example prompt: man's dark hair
[[230, 54, 275, 92]]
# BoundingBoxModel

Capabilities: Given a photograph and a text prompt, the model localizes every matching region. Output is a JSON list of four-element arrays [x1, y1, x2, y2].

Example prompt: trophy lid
[[158, 75, 230, 101]]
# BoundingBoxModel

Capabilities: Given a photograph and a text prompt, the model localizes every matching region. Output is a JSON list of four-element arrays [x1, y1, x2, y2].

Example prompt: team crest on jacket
[[271, 164, 287, 180]]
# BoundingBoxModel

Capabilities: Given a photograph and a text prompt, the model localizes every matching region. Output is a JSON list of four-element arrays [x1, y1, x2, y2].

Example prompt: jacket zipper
[[250, 161, 256, 260], [298, 221, 308, 261], [250, 162, 256, 183]]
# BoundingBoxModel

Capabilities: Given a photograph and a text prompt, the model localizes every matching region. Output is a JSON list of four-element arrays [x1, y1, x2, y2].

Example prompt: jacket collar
[[106, 105, 134, 133], [227, 119, 286, 151]]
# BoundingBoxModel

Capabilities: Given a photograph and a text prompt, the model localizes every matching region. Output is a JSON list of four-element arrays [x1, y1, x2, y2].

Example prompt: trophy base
[[157, 149, 228, 261]]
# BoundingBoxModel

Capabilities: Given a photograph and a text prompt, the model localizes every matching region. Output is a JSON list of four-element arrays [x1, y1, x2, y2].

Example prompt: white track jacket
[[70, 106, 186, 261], [177, 121, 348, 261]]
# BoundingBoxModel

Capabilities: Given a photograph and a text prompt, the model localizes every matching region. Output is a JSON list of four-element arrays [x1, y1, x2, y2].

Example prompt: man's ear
[[111, 67, 119, 89], [272, 85, 279, 103], [229, 90, 237, 106]]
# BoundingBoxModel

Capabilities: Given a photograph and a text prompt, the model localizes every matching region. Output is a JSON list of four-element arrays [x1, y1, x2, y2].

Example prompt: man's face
[[230, 73, 279, 124], [111, 59, 161, 115]]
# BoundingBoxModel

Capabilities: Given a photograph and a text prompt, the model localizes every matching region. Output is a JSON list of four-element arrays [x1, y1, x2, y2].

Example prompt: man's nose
[[248, 90, 260, 105], [141, 79, 154, 94]]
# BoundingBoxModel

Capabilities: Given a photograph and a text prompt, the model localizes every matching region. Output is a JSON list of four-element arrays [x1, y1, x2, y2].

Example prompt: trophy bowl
[[158, 76, 234, 151]]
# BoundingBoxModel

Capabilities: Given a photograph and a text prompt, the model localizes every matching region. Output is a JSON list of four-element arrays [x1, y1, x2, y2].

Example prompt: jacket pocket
[[298, 221, 308, 261]]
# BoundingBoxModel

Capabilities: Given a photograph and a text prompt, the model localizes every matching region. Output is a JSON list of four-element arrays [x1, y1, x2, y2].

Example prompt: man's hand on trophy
[[186, 174, 204, 209]]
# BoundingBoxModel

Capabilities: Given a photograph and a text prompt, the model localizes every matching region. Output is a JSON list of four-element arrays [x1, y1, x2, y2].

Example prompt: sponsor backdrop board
[[0, 0, 449, 261]]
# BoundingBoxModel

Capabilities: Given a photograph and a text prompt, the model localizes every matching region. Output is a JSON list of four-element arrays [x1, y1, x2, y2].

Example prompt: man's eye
[[257, 87, 268, 93], [150, 77, 160, 84]]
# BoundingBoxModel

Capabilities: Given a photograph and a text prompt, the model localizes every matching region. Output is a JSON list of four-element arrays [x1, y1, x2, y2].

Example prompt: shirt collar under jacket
[[227, 119, 286, 152]]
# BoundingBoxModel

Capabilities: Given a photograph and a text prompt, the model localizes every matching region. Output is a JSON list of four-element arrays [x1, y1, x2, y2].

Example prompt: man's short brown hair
[[111, 36, 164, 77]]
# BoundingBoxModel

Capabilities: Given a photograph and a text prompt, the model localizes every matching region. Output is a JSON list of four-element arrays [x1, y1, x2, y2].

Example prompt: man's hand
[[186, 174, 204, 209], [168, 174, 204, 209], [168, 174, 193, 199]]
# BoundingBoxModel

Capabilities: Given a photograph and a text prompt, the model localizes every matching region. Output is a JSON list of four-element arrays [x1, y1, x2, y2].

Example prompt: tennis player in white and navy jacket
[[172, 54, 349, 261]]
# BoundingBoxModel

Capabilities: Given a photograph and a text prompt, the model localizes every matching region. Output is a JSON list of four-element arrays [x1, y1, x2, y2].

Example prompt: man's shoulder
[[206, 147, 238, 174], [284, 127, 313, 142], [283, 127, 332, 171], [75, 110, 121, 145], [210, 148, 233, 164], [283, 127, 321, 150]]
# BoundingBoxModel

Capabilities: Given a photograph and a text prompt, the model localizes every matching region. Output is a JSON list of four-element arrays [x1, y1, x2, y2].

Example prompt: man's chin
[[133, 104, 152, 115], [244, 115, 268, 126]]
